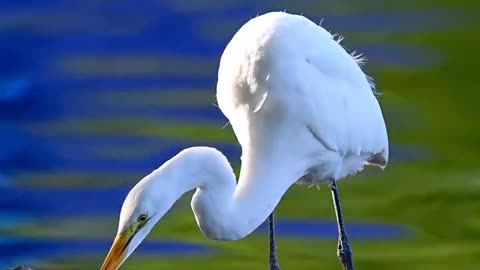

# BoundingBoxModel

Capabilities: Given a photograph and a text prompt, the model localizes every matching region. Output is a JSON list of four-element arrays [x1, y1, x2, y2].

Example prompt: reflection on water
[[257, 220, 409, 240], [0, 237, 211, 267], [0, 0, 459, 268]]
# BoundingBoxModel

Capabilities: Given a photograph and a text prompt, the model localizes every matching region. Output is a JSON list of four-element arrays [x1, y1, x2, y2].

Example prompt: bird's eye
[[138, 214, 148, 222]]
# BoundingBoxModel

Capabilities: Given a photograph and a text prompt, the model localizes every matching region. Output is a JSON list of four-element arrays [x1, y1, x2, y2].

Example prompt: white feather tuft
[[319, 18, 324, 26], [367, 76, 382, 97], [350, 51, 366, 66], [332, 33, 344, 44], [328, 30, 380, 97]]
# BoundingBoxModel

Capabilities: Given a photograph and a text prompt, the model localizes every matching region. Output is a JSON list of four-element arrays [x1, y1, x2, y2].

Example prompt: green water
[[2, 0, 480, 269]]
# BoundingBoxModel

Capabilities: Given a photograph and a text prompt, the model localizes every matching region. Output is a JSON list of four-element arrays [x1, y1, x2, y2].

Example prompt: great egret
[[100, 11, 388, 270]]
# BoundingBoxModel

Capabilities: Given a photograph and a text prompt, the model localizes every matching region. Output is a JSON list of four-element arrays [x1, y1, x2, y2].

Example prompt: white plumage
[[100, 11, 389, 270], [217, 11, 388, 182]]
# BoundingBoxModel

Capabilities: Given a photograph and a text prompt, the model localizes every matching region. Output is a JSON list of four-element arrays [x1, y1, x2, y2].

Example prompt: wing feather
[[304, 51, 389, 161]]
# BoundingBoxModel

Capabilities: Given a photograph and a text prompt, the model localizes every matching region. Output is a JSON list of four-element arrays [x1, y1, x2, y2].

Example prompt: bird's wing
[[299, 46, 389, 162], [216, 12, 388, 163]]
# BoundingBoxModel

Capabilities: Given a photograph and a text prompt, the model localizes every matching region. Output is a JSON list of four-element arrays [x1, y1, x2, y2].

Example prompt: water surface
[[0, 0, 453, 268]]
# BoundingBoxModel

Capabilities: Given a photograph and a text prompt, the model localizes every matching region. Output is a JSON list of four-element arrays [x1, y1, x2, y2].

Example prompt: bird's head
[[100, 171, 176, 270]]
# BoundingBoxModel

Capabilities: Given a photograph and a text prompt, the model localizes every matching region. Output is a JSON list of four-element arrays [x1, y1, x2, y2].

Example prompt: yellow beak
[[100, 224, 137, 270]]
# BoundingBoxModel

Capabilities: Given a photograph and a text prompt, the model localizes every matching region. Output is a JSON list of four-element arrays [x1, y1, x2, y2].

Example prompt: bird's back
[[217, 12, 388, 181]]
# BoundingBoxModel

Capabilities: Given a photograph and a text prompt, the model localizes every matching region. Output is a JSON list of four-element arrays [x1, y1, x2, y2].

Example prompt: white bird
[[100, 11, 388, 270]]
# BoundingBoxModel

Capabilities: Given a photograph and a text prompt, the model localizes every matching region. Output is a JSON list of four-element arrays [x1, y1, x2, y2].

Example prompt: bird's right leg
[[268, 211, 281, 270], [329, 179, 354, 270]]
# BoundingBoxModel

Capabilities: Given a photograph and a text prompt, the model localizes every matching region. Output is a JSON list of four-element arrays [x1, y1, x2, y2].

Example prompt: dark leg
[[268, 211, 281, 270], [329, 179, 354, 270]]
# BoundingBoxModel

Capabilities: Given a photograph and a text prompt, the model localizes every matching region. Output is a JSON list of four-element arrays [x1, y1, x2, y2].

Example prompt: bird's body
[[101, 11, 388, 270], [217, 11, 388, 184]]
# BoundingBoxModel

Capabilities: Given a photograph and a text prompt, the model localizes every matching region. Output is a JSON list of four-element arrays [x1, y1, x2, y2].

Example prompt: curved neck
[[161, 146, 304, 241]]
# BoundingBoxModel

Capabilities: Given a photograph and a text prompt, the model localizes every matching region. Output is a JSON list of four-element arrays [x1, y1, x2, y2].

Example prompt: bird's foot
[[337, 240, 354, 270], [269, 263, 281, 270]]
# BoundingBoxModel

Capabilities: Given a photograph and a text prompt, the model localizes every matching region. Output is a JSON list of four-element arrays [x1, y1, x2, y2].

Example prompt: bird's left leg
[[268, 211, 281, 270], [329, 179, 354, 270]]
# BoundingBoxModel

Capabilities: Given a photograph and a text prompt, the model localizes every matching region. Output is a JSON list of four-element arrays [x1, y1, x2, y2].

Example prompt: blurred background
[[0, 0, 479, 269]]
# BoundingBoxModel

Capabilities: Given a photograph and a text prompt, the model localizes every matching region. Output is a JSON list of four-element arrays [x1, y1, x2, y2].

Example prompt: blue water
[[0, 222, 407, 267], [0, 238, 211, 267], [258, 220, 409, 240], [0, 0, 450, 267]]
